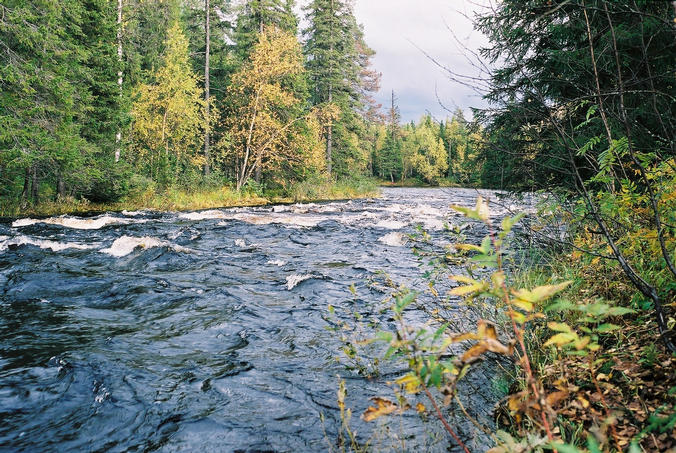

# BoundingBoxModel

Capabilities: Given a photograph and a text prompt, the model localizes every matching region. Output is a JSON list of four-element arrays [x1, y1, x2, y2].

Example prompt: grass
[[378, 178, 470, 188], [289, 175, 380, 202], [1, 177, 381, 218]]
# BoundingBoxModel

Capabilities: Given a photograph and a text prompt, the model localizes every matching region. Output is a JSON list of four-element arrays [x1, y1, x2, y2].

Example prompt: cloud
[[295, 0, 492, 122], [353, 0, 491, 122]]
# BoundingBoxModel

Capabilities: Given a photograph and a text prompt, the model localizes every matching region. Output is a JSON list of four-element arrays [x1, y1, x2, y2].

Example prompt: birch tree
[[223, 26, 323, 190], [131, 19, 207, 184]]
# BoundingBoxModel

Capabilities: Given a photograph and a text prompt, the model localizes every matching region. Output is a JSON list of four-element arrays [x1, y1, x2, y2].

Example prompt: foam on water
[[0, 235, 98, 252], [378, 232, 407, 247], [285, 274, 313, 290], [223, 213, 327, 228], [101, 236, 191, 257], [12, 215, 133, 230], [179, 210, 227, 221], [121, 210, 148, 217], [374, 219, 407, 230]]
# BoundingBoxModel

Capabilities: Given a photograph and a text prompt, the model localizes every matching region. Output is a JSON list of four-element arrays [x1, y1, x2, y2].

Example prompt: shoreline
[[1, 186, 382, 221]]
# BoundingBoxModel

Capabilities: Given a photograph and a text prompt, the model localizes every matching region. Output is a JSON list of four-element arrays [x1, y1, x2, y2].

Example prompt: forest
[[0, 0, 481, 215], [1, 0, 675, 452]]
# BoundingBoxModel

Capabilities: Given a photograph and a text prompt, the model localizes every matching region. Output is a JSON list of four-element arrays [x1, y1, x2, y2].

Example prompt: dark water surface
[[0, 188, 523, 452]]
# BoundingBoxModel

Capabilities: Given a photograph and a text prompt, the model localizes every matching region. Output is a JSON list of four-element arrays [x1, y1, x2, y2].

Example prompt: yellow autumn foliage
[[131, 19, 211, 184], [222, 26, 324, 190]]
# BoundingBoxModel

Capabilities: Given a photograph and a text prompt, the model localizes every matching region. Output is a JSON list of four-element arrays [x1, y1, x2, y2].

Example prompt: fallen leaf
[[362, 397, 398, 422]]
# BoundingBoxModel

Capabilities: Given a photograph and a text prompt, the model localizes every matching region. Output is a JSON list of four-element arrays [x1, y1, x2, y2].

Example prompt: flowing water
[[0, 188, 529, 452]]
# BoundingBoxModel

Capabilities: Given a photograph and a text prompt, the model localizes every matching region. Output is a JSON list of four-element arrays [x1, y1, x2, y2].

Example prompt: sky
[[352, 0, 491, 123]]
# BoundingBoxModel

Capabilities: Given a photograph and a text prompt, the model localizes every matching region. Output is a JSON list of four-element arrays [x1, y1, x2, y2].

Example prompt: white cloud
[[295, 0, 492, 122], [353, 0, 492, 122]]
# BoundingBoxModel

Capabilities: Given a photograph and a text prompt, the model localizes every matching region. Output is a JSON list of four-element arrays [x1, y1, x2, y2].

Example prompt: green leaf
[[450, 205, 482, 221], [501, 213, 525, 234], [470, 254, 498, 265], [384, 346, 397, 359], [376, 331, 393, 343], [430, 364, 442, 388], [550, 442, 584, 453], [595, 323, 621, 333], [544, 299, 577, 312], [606, 307, 636, 317], [432, 324, 448, 342], [587, 436, 602, 453], [394, 292, 417, 314], [481, 236, 492, 254]]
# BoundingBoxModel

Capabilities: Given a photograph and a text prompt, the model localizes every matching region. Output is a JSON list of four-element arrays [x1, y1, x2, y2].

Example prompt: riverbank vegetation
[[329, 0, 676, 452], [0, 174, 378, 217], [471, 0, 676, 448], [1, 0, 383, 216]]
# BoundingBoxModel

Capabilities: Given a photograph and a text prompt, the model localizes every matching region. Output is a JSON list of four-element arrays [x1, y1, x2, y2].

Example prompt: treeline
[[370, 106, 481, 186], [471, 0, 676, 347], [0, 0, 387, 208]]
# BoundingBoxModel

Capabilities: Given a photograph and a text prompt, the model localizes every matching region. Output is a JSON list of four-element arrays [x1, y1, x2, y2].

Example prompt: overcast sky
[[352, 0, 491, 123]]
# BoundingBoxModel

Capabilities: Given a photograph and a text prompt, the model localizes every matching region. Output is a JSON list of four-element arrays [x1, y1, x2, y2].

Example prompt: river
[[0, 188, 525, 452]]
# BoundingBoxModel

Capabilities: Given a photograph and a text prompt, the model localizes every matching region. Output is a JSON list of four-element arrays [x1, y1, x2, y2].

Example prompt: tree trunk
[[239, 89, 261, 191], [326, 84, 333, 175], [254, 157, 261, 182], [203, 0, 211, 175], [56, 175, 66, 199], [115, 0, 123, 163], [20, 167, 30, 209], [31, 167, 39, 205]]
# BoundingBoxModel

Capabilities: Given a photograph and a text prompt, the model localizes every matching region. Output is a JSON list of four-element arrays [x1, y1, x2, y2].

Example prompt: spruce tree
[[303, 0, 361, 175], [0, 0, 124, 205], [182, 0, 232, 175], [75, 0, 128, 201], [233, 0, 298, 62]]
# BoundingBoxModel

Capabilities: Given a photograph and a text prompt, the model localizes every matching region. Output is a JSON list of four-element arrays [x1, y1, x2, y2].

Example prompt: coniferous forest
[[0, 0, 483, 214], [1, 1, 675, 452]]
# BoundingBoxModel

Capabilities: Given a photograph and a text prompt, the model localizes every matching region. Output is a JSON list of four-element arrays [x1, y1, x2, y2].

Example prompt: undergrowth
[[327, 193, 675, 452], [1, 175, 380, 217]]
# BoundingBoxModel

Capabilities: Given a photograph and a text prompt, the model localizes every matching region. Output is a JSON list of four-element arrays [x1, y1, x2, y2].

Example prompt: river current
[[0, 188, 527, 452]]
